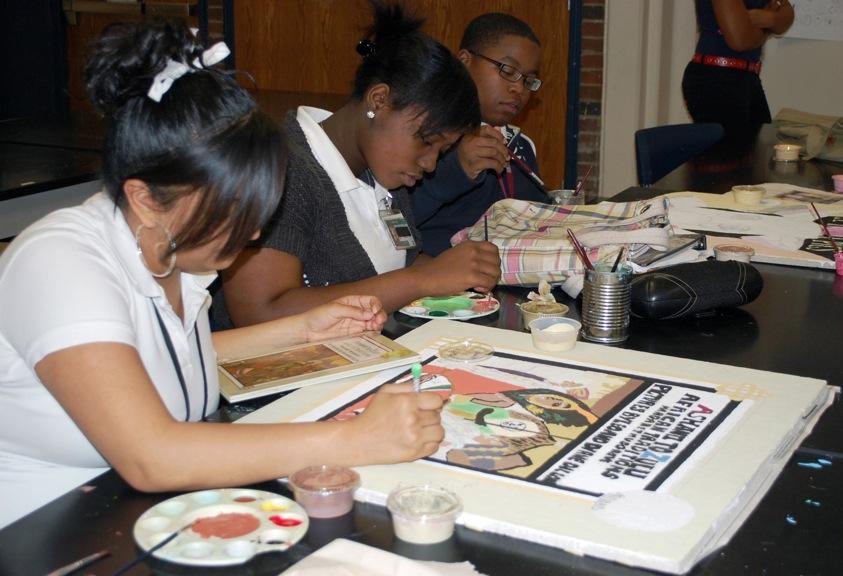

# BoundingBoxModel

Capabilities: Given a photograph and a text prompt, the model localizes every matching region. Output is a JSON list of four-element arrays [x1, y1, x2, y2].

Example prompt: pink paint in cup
[[832, 174, 843, 193], [835, 252, 843, 277], [287, 465, 360, 518]]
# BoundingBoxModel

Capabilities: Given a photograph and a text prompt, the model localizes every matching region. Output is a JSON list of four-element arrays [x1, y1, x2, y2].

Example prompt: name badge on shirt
[[379, 208, 417, 250]]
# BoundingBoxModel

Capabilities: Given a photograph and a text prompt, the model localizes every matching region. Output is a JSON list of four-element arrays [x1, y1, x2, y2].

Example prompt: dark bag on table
[[630, 261, 763, 320]]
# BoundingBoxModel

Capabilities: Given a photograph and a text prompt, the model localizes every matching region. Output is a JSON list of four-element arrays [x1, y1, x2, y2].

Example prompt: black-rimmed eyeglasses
[[468, 50, 542, 92]]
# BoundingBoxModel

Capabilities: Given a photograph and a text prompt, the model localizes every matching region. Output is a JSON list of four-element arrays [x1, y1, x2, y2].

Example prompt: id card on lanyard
[[379, 207, 417, 250]]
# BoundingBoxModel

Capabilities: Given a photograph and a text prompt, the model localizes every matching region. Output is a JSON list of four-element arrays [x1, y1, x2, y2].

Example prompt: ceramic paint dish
[[832, 174, 843, 193], [287, 465, 360, 518], [133, 489, 308, 567], [399, 292, 500, 321], [387, 485, 462, 545]]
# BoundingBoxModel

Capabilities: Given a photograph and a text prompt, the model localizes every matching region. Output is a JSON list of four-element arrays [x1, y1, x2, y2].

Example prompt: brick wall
[[578, 0, 605, 199]]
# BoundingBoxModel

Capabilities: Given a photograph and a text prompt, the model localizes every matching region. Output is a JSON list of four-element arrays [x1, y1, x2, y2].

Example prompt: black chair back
[[635, 123, 724, 186]]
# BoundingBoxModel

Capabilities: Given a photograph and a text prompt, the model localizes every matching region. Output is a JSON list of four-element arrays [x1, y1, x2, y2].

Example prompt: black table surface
[[2, 124, 842, 575], [639, 123, 841, 195]]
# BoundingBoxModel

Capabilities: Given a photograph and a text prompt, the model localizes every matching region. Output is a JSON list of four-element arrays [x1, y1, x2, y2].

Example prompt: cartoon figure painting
[[325, 354, 643, 481]]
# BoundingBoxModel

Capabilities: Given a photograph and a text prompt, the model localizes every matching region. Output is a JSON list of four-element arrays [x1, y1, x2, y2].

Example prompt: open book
[[218, 333, 419, 402]]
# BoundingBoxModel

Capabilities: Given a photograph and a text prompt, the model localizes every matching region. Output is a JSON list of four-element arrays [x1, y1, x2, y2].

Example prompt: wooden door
[[234, 0, 569, 188]]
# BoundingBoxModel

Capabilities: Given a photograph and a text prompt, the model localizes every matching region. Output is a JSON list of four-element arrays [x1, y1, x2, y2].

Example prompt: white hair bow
[[147, 41, 231, 102]]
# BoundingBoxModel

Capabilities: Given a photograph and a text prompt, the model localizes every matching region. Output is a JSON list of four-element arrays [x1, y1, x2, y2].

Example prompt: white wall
[[600, 0, 843, 198]]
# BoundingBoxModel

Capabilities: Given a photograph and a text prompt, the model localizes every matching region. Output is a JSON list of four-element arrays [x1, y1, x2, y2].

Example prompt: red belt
[[692, 53, 761, 74]]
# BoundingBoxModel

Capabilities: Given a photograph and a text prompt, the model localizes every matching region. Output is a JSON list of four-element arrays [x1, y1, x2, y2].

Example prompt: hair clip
[[147, 42, 231, 102], [356, 39, 377, 59]]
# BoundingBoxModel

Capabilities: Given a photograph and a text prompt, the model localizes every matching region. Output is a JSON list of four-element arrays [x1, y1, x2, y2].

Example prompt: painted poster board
[[786, 0, 843, 41], [240, 321, 833, 574]]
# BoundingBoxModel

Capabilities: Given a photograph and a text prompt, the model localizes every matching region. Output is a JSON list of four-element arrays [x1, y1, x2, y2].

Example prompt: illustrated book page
[[239, 321, 833, 574], [217, 333, 419, 402]]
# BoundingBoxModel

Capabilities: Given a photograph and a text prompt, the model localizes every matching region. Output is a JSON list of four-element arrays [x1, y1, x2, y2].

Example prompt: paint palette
[[133, 488, 309, 567], [399, 292, 500, 321]]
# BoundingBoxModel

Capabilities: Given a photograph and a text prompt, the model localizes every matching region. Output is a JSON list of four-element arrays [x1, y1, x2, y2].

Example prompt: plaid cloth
[[451, 198, 670, 296]]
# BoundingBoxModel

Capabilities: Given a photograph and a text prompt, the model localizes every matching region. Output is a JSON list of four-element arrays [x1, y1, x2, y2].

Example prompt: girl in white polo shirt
[[0, 19, 444, 529]]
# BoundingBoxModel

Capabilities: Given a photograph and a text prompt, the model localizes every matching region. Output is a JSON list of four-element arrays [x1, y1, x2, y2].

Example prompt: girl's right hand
[[415, 240, 501, 295], [350, 384, 445, 464]]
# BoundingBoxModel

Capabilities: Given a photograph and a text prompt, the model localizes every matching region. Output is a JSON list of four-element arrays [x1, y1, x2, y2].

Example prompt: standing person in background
[[412, 13, 546, 257], [0, 19, 444, 529], [213, 1, 501, 328], [682, 0, 794, 143]]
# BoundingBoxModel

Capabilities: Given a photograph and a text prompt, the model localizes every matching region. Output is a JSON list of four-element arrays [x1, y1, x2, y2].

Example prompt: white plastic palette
[[399, 292, 500, 321], [133, 488, 309, 566]]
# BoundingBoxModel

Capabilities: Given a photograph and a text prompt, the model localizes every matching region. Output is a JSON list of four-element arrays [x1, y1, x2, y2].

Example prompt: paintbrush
[[566, 228, 594, 270], [611, 247, 626, 272], [484, 216, 492, 301], [573, 165, 593, 197], [507, 149, 546, 193], [809, 203, 841, 252], [46, 549, 110, 576], [112, 521, 195, 576]]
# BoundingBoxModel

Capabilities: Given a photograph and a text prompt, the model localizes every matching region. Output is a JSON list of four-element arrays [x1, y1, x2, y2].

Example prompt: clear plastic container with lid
[[387, 484, 462, 544], [287, 465, 360, 518]]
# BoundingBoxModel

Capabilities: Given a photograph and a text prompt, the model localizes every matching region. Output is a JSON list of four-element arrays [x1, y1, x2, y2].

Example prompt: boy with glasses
[[413, 13, 545, 256]]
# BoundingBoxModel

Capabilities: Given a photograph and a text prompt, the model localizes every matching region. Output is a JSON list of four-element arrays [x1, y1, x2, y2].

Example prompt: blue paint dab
[[804, 499, 821, 507], [797, 462, 823, 469], [817, 459, 832, 466], [785, 515, 797, 525]]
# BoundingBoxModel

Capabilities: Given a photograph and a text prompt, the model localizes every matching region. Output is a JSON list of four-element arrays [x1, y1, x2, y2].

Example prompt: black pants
[[682, 61, 770, 150]]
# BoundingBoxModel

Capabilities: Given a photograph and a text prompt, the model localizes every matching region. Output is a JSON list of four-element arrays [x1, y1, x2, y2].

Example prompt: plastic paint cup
[[832, 175, 843, 193], [773, 144, 801, 162], [732, 185, 765, 205], [518, 301, 569, 330], [714, 244, 755, 263], [835, 252, 843, 277], [387, 485, 462, 545], [287, 465, 360, 519], [529, 317, 581, 352], [548, 189, 584, 206]]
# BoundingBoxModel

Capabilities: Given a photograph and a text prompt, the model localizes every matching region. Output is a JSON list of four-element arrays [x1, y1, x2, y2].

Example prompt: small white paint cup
[[387, 485, 461, 545], [732, 185, 765, 205], [518, 301, 569, 330], [774, 144, 801, 162], [529, 317, 581, 352], [714, 244, 755, 263]]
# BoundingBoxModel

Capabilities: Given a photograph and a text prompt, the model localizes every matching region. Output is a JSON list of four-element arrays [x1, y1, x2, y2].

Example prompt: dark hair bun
[[366, 1, 423, 48], [85, 19, 201, 115]]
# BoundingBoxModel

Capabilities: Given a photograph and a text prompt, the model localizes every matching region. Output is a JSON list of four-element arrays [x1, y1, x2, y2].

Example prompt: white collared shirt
[[0, 191, 218, 527], [296, 106, 405, 274]]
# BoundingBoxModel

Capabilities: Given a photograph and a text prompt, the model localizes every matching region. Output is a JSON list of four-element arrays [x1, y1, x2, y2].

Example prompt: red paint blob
[[191, 512, 260, 539], [269, 515, 303, 527], [233, 496, 256, 502]]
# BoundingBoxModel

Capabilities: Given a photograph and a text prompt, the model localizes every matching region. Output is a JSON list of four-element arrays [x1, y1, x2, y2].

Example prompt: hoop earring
[[366, 110, 375, 119], [135, 224, 177, 278]]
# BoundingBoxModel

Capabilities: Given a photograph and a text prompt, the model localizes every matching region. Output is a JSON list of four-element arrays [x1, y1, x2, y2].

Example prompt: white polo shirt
[[296, 106, 405, 274], [0, 191, 218, 528]]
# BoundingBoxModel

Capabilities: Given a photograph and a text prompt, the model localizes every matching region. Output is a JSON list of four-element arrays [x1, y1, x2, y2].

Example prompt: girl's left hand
[[303, 295, 387, 342]]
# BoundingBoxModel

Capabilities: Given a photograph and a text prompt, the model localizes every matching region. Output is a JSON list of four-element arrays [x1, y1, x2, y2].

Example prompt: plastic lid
[[437, 339, 494, 363], [288, 465, 360, 495]]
